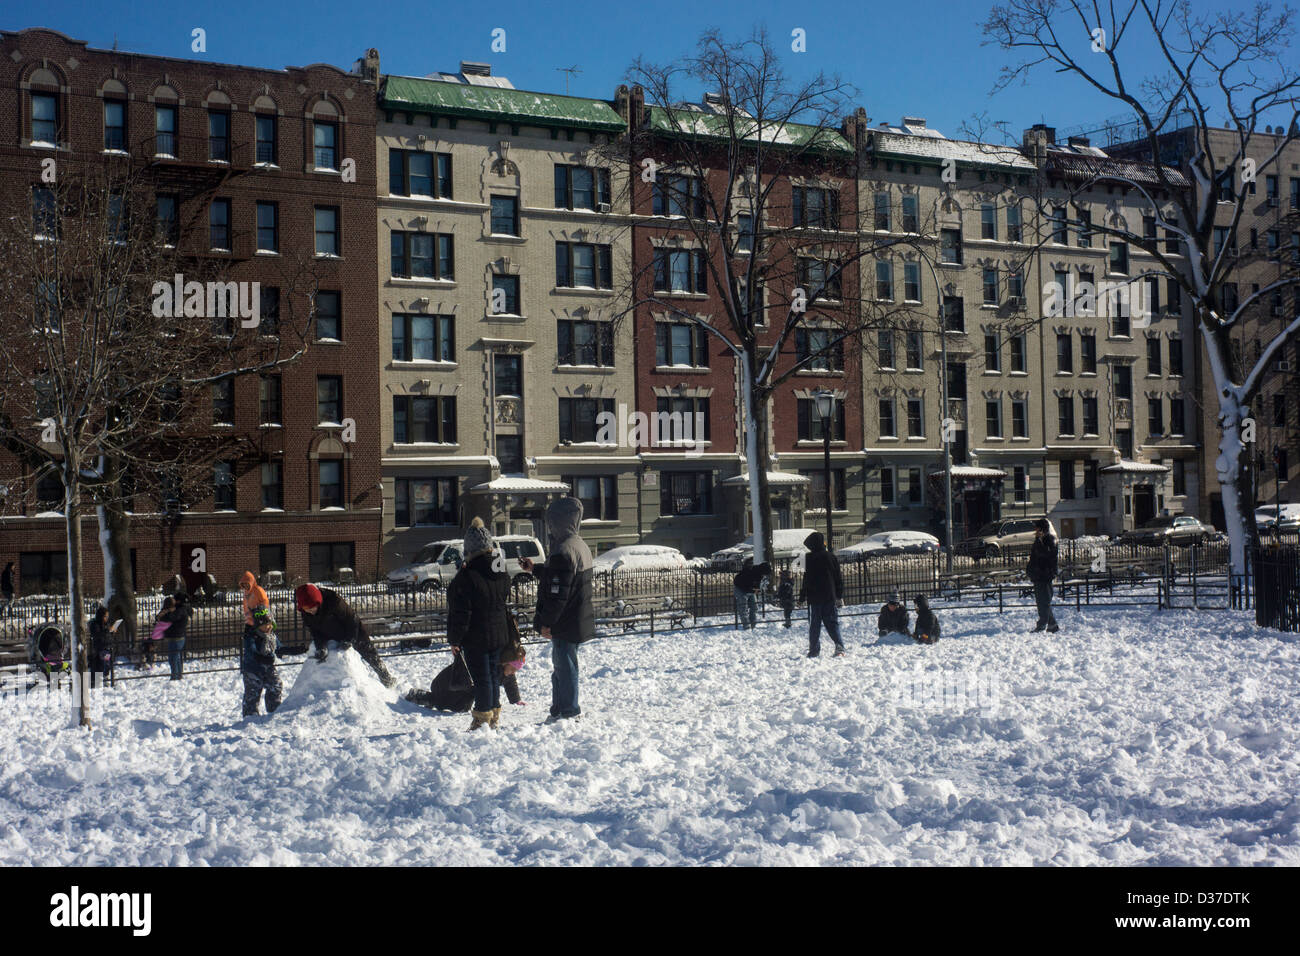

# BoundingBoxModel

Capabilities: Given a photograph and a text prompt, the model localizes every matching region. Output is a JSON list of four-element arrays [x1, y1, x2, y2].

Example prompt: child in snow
[[242, 605, 283, 717], [777, 571, 795, 628], [912, 595, 941, 645], [878, 591, 909, 636]]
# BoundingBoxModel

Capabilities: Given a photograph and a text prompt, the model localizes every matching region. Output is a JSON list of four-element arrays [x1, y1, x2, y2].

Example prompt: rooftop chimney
[[1067, 135, 1090, 148], [902, 116, 926, 128], [460, 61, 491, 77]]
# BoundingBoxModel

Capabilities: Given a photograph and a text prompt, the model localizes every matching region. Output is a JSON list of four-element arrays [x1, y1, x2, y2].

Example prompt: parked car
[[955, 516, 1049, 559], [1116, 515, 1214, 546], [594, 545, 689, 574], [1255, 504, 1300, 534], [708, 528, 816, 572], [836, 531, 940, 561], [386, 534, 545, 590]]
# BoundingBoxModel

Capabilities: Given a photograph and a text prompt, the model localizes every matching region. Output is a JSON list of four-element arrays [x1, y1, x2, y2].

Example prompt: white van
[[387, 535, 545, 590]]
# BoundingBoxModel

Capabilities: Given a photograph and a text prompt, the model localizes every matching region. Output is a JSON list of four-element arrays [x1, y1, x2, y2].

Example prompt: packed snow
[[1, 603, 1297, 865]]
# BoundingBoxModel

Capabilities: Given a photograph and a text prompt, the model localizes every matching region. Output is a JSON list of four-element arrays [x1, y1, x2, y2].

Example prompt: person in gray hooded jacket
[[520, 496, 594, 722]]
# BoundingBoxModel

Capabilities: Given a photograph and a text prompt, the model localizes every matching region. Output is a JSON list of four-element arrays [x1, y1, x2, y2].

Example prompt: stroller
[[27, 622, 71, 686]]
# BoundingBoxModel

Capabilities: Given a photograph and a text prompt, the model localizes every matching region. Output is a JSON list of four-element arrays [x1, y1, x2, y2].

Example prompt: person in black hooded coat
[[447, 517, 512, 729], [912, 595, 941, 645], [798, 531, 845, 657]]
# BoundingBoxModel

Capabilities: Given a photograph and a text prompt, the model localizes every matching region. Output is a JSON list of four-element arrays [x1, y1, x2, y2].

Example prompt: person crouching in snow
[[294, 583, 396, 687], [912, 595, 941, 645], [242, 606, 283, 717], [878, 591, 909, 636], [447, 517, 512, 730], [733, 557, 769, 629], [777, 571, 795, 628]]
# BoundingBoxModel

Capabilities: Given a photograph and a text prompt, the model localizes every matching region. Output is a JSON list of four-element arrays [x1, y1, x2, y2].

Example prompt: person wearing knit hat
[[462, 516, 496, 561], [447, 517, 511, 730], [242, 605, 283, 717], [295, 583, 395, 687]]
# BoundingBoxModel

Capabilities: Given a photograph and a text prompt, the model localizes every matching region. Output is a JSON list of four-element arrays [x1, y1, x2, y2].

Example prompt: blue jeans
[[465, 646, 502, 713], [735, 588, 757, 629], [167, 638, 186, 679], [550, 639, 580, 719], [808, 601, 843, 656]]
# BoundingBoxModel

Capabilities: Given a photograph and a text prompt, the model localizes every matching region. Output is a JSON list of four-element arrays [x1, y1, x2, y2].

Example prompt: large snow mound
[[0, 604, 1298, 865]]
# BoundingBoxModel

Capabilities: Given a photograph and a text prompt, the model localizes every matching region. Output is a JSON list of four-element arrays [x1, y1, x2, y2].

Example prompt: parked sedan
[[1116, 515, 1214, 546], [836, 531, 940, 561]]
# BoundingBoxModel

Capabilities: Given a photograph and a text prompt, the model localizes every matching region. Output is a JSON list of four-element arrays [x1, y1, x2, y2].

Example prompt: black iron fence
[[1254, 545, 1300, 630]]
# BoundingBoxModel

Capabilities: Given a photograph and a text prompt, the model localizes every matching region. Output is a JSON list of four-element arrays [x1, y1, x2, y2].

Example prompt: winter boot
[[489, 707, 501, 729], [1046, 621, 1059, 633], [469, 709, 494, 731], [1032, 622, 1046, 633]]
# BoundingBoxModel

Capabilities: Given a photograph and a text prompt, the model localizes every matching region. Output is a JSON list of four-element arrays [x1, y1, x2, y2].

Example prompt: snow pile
[[276, 646, 401, 724]]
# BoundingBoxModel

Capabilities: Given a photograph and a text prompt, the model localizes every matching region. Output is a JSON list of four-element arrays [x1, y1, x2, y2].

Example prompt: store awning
[[469, 477, 571, 494], [1099, 459, 1170, 475], [932, 465, 1007, 479], [721, 471, 812, 487]]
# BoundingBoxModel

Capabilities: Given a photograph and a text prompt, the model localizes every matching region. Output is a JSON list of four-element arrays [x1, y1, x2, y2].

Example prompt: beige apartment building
[[371, 56, 637, 568]]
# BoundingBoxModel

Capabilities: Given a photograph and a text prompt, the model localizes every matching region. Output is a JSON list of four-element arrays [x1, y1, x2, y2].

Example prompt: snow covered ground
[[1, 603, 1297, 865]]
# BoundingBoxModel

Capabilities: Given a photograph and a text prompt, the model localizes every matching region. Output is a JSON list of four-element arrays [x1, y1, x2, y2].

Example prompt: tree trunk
[[96, 455, 137, 651], [64, 466, 92, 728], [742, 352, 773, 564], [1205, 324, 1254, 583]]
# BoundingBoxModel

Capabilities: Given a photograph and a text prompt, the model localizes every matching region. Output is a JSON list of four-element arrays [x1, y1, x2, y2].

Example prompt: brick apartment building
[[0, 28, 380, 593]]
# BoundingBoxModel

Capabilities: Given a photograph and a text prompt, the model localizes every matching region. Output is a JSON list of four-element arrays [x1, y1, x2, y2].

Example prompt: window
[[1076, 209, 1092, 247], [259, 544, 286, 577], [209, 110, 230, 162], [212, 380, 234, 426], [981, 203, 997, 240], [1266, 175, 1279, 204], [983, 268, 999, 305], [389, 149, 446, 197], [903, 262, 921, 302], [656, 322, 709, 368], [875, 192, 891, 231], [1273, 393, 1285, 428], [393, 395, 457, 444], [154, 105, 176, 156], [1059, 460, 1076, 500], [491, 195, 519, 235], [1049, 204, 1067, 244], [1109, 241, 1129, 274], [943, 296, 965, 332], [1012, 398, 1028, 438], [907, 398, 924, 438], [1169, 338, 1183, 376], [803, 469, 847, 512], [156, 194, 179, 245], [391, 231, 453, 280], [394, 478, 458, 527], [653, 174, 705, 218], [261, 462, 283, 509], [654, 249, 708, 294], [1115, 365, 1132, 401], [315, 291, 340, 341], [19, 552, 67, 592], [797, 399, 845, 441], [797, 258, 841, 300], [1173, 459, 1187, 496], [1146, 337, 1161, 376], [32, 187, 56, 239], [875, 260, 894, 300], [1292, 177, 1300, 210], [317, 376, 342, 424], [1080, 333, 1096, 374], [654, 397, 710, 445], [555, 164, 611, 211], [1148, 396, 1164, 436], [736, 213, 755, 254], [555, 242, 613, 289], [795, 328, 844, 372], [905, 467, 923, 505], [1058, 395, 1075, 435], [1170, 398, 1185, 436], [793, 185, 839, 228], [214, 461, 236, 511], [565, 476, 619, 521], [940, 228, 962, 264], [209, 199, 230, 250], [1112, 312, 1131, 338], [31, 92, 58, 144], [905, 331, 923, 370], [878, 398, 897, 438], [1166, 279, 1181, 315], [494, 354, 521, 398], [985, 398, 1002, 437], [985, 330, 1001, 371], [1083, 460, 1099, 499], [256, 202, 278, 252], [313, 121, 338, 170], [1007, 269, 1024, 301], [659, 472, 712, 516], [1082, 396, 1098, 435], [495, 435, 524, 475], [880, 467, 896, 505], [309, 542, 355, 581], [878, 330, 895, 369], [558, 319, 614, 367], [1056, 333, 1073, 373], [103, 100, 126, 150], [315, 206, 340, 256], [1013, 466, 1029, 503], [901, 194, 919, 233], [259, 375, 282, 426], [1006, 204, 1022, 242], [255, 114, 277, 164], [492, 275, 521, 314], [393, 314, 454, 362]]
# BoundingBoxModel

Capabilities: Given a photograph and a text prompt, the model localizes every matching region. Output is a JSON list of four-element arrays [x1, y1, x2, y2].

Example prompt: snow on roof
[[1100, 459, 1171, 474], [1045, 148, 1189, 188], [934, 466, 1007, 479], [721, 471, 812, 486], [469, 477, 571, 494], [868, 129, 1037, 170]]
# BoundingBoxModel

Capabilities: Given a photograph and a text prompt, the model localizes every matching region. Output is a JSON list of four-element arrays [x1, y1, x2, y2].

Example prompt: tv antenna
[[556, 65, 581, 95]]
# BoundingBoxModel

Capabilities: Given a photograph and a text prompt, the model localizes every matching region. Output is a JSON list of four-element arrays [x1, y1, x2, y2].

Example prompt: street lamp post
[[815, 390, 835, 549]]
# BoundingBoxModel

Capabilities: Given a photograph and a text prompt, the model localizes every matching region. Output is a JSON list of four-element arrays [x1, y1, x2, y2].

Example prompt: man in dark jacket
[[520, 496, 593, 722], [158, 592, 190, 680], [732, 558, 770, 629], [878, 591, 909, 636], [1026, 519, 1060, 633], [295, 584, 396, 687], [798, 531, 845, 657], [446, 517, 512, 730]]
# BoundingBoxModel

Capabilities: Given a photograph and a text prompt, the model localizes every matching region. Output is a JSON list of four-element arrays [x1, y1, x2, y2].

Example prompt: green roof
[[381, 75, 626, 133], [647, 106, 853, 154]]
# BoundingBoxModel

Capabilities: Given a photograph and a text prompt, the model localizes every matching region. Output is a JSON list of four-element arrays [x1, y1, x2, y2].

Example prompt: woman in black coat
[[158, 592, 190, 680], [447, 518, 512, 730]]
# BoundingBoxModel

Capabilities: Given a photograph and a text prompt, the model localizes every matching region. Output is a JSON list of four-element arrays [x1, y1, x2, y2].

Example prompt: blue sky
[[10, 0, 1288, 142]]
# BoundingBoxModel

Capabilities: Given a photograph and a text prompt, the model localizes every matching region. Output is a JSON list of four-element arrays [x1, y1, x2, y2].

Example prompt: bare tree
[[983, 0, 1300, 580]]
